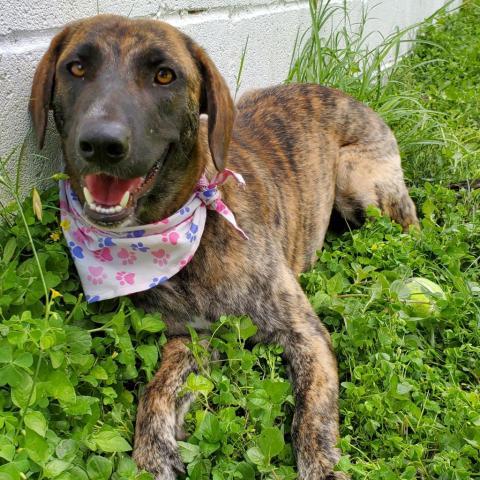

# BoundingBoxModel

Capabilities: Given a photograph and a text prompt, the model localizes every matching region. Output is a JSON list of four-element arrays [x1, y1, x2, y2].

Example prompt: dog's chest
[[131, 221, 267, 336], [132, 277, 217, 335]]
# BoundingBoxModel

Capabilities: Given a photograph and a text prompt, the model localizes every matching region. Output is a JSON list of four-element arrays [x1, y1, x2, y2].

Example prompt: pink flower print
[[94, 247, 113, 262], [118, 248, 137, 265], [152, 249, 171, 266], [87, 266, 107, 285], [116, 271, 136, 286], [180, 255, 193, 267], [162, 231, 180, 245]]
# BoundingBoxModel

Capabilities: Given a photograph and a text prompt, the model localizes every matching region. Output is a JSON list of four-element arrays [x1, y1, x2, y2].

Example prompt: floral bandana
[[59, 170, 247, 303]]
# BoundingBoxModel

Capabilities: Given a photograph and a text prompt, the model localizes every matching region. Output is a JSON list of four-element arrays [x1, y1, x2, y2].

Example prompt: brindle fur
[[30, 14, 418, 480]]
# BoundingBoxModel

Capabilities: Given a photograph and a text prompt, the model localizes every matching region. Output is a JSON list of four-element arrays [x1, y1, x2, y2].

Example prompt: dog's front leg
[[284, 317, 346, 480], [258, 269, 347, 480], [133, 337, 196, 479]]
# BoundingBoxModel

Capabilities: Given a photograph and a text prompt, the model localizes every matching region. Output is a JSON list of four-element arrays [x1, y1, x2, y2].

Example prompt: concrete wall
[[0, 0, 455, 196]]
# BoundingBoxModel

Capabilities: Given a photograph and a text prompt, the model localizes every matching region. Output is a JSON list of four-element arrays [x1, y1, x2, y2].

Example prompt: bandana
[[59, 170, 247, 303]]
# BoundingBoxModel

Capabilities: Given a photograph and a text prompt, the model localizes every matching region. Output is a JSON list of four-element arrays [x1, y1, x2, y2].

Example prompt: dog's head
[[30, 14, 234, 225]]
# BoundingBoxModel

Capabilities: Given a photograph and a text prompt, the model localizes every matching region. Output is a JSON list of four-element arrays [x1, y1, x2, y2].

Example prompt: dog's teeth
[[83, 187, 94, 205], [119, 191, 130, 208], [87, 202, 126, 215], [86, 200, 127, 215]]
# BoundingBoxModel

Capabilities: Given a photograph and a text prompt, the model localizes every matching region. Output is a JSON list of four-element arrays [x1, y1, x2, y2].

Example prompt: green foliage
[[288, 0, 480, 186], [302, 188, 480, 478], [287, 9, 480, 475], [0, 186, 163, 479], [287, 0, 449, 162], [0, 183, 295, 479], [179, 317, 295, 480], [1, 1, 480, 479], [395, 0, 480, 184]]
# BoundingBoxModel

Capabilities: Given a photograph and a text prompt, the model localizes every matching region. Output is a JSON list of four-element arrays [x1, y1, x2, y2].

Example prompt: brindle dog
[[29, 14, 419, 479]]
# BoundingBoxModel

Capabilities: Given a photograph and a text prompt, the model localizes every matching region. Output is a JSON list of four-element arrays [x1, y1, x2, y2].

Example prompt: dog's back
[[224, 83, 418, 274]]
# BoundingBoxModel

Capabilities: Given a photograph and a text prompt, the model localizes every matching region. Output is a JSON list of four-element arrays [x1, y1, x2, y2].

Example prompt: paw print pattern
[[68, 241, 84, 259], [87, 266, 107, 285], [94, 247, 113, 262], [162, 231, 179, 245], [186, 224, 199, 243], [86, 295, 101, 303], [149, 276, 168, 288], [180, 255, 193, 267], [98, 237, 116, 248], [127, 229, 145, 238], [216, 202, 230, 215], [152, 249, 170, 266], [72, 227, 91, 245], [115, 271, 135, 286], [60, 169, 248, 303], [130, 242, 149, 252], [202, 187, 216, 199], [118, 248, 137, 265]]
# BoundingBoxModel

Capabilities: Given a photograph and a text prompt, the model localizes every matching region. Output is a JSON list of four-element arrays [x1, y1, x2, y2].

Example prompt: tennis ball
[[393, 277, 446, 318]]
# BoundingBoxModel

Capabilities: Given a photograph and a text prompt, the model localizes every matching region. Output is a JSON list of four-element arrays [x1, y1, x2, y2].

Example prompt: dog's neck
[[59, 166, 247, 303]]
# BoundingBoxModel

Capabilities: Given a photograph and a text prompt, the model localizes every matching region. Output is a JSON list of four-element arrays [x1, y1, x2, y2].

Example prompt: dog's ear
[[189, 42, 235, 171], [29, 27, 71, 150]]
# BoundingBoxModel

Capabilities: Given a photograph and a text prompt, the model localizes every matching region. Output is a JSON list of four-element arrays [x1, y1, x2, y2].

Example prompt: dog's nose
[[78, 123, 130, 164]]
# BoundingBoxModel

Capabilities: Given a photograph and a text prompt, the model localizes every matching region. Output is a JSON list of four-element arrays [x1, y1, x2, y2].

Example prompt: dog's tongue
[[84, 174, 144, 206]]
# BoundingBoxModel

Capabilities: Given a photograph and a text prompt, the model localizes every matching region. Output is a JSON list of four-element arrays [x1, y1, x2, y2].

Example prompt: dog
[[29, 14, 419, 479]]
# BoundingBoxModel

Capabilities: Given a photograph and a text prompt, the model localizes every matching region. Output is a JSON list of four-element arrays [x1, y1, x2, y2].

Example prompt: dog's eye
[[68, 61, 86, 78], [155, 68, 175, 85]]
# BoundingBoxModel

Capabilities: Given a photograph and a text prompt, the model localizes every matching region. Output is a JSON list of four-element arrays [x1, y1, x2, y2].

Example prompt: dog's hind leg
[[133, 337, 196, 479], [334, 142, 419, 232]]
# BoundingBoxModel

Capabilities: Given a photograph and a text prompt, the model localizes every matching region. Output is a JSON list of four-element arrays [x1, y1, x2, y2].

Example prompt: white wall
[[0, 0, 455, 196]]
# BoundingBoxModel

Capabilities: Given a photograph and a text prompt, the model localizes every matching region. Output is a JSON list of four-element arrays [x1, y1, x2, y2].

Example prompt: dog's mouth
[[81, 146, 170, 225]]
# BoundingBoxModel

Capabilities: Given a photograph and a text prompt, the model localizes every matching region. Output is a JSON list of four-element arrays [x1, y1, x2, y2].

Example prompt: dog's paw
[[297, 460, 350, 480], [133, 435, 184, 480], [297, 468, 349, 480]]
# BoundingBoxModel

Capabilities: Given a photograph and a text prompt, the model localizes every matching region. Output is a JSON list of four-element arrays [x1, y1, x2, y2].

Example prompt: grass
[[393, 2, 480, 185], [0, 1, 479, 479], [288, 0, 480, 186]]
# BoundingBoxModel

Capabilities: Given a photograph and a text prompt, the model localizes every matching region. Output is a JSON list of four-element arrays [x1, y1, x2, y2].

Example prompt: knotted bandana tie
[[59, 170, 247, 303]]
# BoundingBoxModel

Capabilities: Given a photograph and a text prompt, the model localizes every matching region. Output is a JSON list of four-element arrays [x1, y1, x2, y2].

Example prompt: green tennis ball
[[393, 277, 446, 318]]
